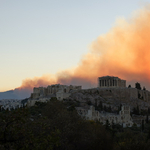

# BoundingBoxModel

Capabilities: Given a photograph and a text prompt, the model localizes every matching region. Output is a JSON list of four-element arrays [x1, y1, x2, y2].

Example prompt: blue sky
[[0, 0, 149, 91]]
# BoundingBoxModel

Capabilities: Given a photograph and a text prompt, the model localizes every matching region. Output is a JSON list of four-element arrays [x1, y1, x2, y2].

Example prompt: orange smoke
[[20, 5, 150, 90], [20, 75, 57, 89]]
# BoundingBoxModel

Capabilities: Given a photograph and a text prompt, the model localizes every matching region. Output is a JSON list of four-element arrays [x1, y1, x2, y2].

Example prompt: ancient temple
[[98, 76, 126, 88]]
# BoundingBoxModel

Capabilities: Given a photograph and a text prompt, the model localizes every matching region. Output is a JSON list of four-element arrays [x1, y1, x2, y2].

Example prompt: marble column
[[100, 80, 101, 87]]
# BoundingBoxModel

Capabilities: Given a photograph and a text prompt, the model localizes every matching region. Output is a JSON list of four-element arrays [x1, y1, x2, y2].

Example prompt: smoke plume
[[20, 5, 150, 91]]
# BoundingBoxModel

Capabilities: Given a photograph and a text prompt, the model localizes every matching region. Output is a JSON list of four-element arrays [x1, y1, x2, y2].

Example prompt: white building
[[76, 105, 133, 128]]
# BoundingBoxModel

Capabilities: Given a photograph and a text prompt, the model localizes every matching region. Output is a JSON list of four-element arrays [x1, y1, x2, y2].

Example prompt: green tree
[[105, 120, 110, 130], [97, 101, 103, 111], [128, 85, 131, 88], [0, 106, 60, 149], [141, 120, 145, 132], [114, 130, 150, 150], [146, 114, 149, 123], [135, 82, 141, 90]]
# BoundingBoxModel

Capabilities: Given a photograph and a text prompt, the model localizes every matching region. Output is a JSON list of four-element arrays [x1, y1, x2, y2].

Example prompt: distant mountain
[[0, 88, 32, 100], [0, 90, 17, 99]]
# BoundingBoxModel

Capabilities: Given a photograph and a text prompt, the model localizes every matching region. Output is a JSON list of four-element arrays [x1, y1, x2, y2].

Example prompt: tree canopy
[[0, 99, 150, 150]]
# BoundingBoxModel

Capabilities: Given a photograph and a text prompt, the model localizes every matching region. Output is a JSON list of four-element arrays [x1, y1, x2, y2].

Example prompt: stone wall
[[31, 84, 82, 100], [96, 87, 150, 102], [76, 105, 133, 127], [56, 92, 71, 101], [27, 97, 50, 107]]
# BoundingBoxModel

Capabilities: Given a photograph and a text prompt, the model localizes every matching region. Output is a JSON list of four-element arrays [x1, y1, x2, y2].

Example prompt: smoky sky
[[20, 5, 150, 91]]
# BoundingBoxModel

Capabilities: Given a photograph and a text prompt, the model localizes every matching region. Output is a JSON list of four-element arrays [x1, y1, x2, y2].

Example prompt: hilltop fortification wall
[[96, 87, 150, 102], [30, 84, 82, 100]]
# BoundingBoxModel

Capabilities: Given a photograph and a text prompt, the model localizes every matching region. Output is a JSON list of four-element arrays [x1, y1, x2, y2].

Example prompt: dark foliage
[[0, 100, 113, 150], [135, 82, 141, 90], [128, 85, 131, 88], [132, 105, 140, 115], [1, 99, 150, 150]]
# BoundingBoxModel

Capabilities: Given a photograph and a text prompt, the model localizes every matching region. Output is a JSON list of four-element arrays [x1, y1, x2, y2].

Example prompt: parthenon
[[98, 76, 126, 88]]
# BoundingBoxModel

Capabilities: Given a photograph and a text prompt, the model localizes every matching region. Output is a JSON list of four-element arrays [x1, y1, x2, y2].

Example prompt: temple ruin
[[76, 105, 133, 128], [98, 76, 126, 88], [30, 84, 82, 100]]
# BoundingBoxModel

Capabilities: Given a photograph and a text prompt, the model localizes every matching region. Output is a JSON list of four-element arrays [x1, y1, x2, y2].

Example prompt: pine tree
[[128, 85, 131, 88], [98, 101, 103, 111], [135, 82, 141, 90], [146, 114, 149, 123], [137, 105, 140, 115], [141, 120, 144, 132], [143, 86, 146, 90]]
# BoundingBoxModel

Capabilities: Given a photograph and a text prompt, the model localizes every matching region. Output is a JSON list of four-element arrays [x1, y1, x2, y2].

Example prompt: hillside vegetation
[[1, 98, 150, 150]]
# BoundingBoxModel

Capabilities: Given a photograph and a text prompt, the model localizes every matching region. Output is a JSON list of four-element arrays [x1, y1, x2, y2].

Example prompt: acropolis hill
[[28, 76, 150, 111], [26, 76, 150, 127]]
